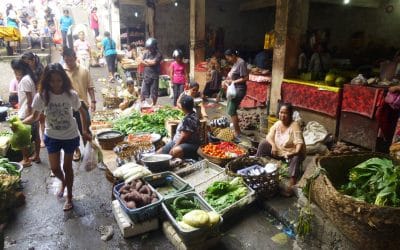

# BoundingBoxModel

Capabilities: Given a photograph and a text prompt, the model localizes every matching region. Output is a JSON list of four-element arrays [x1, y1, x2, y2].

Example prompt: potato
[[126, 201, 136, 209]]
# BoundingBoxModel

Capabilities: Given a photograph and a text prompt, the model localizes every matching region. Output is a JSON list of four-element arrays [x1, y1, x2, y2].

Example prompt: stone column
[[270, 0, 309, 114], [189, 0, 205, 80]]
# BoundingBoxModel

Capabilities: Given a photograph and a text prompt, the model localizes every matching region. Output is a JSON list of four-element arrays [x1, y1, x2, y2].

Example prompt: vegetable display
[[168, 195, 220, 231], [113, 107, 183, 136], [204, 177, 248, 212], [112, 162, 152, 183], [201, 142, 246, 159], [340, 157, 400, 207], [0, 158, 19, 176], [117, 179, 159, 209], [8, 117, 31, 151]]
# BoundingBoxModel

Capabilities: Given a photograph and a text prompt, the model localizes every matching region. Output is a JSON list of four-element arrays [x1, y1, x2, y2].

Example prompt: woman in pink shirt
[[170, 49, 187, 106], [90, 7, 99, 38], [73, 31, 91, 69]]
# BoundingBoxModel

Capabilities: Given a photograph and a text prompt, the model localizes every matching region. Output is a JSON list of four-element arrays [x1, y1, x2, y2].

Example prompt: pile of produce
[[329, 141, 363, 155], [168, 195, 220, 231], [340, 158, 400, 207], [127, 134, 152, 143], [112, 163, 152, 183], [211, 127, 235, 142], [8, 117, 31, 150], [201, 142, 246, 159], [204, 177, 248, 212], [117, 179, 159, 209], [0, 158, 20, 176], [238, 110, 260, 131], [113, 107, 183, 136]]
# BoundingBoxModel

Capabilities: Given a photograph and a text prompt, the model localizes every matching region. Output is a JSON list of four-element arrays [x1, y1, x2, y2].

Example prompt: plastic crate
[[143, 171, 194, 199], [180, 160, 224, 188], [113, 182, 163, 223], [195, 173, 256, 218], [162, 192, 223, 244]]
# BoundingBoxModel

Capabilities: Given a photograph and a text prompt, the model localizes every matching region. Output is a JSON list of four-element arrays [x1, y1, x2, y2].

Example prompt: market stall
[[338, 84, 393, 151], [281, 79, 343, 136], [240, 74, 271, 109]]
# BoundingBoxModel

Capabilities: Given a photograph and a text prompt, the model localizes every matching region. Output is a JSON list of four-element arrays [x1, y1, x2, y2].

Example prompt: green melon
[[335, 77, 346, 87], [325, 74, 336, 86]]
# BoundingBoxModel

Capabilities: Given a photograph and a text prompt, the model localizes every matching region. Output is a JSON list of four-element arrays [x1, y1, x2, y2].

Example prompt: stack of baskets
[[312, 153, 400, 249], [226, 157, 279, 198]]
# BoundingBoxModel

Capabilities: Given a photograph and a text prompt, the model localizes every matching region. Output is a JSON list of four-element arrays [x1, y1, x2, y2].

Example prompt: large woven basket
[[225, 157, 279, 198], [103, 96, 123, 109], [312, 153, 400, 249]]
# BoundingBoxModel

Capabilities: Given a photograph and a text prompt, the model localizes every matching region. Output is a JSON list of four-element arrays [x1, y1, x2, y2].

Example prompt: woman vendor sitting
[[119, 78, 138, 110], [158, 95, 200, 159], [256, 103, 306, 196], [177, 82, 208, 119]]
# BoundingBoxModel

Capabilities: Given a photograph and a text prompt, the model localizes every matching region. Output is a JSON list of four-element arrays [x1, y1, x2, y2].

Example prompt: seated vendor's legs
[[172, 143, 199, 159], [288, 154, 304, 184], [158, 141, 175, 154], [256, 140, 273, 157]]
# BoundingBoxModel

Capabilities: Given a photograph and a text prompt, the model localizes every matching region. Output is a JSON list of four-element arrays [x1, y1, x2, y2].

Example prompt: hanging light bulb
[[174, 1, 178, 7], [343, 0, 350, 4], [134, 12, 138, 17]]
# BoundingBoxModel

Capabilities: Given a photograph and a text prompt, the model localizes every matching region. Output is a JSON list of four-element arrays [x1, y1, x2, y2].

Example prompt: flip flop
[[29, 157, 41, 164], [21, 161, 32, 168], [73, 151, 81, 162], [63, 201, 73, 211]]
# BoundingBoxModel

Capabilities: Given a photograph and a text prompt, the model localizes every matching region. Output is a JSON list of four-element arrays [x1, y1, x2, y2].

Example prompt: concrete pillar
[[270, 0, 309, 114], [110, 0, 121, 49], [146, 6, 155, 38], [189, 0, 205, 80]]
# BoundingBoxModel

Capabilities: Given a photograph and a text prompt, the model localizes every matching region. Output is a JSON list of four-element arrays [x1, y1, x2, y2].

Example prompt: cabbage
[[9, 117, 31, 150], [182, 209, 210, 228]]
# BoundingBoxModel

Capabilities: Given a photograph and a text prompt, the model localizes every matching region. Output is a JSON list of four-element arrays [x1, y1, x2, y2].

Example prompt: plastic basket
[[143, 171, 194, 199], [162, 192, 222, 244], [113, 182, 163, 223], [194, 172, 256, 218], [178, 160, 224, 187]]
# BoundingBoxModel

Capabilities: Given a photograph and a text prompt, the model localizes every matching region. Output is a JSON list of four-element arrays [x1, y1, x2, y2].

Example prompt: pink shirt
[[90, 13, 99, 29], [9, 78, 18, 93], [74, 39, 90, 57], [171, 61, 186, 84]]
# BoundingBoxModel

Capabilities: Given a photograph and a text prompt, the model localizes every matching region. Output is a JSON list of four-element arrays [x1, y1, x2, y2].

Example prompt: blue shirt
[[60, 16, 73, 32], [7, 17, 18, 28], [101, 38, 117, 56]]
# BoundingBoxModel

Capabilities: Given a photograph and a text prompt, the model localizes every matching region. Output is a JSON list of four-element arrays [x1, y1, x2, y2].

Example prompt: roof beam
[[239, 0, 276, 11], [312, 0, 380, 8]]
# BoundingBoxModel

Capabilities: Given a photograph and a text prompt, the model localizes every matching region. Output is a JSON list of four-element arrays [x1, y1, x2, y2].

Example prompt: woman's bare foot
[[57, 183, 65, 199], [20, 159, 32, 168], [29, 156, 41, 164], [63, 200, 73, 211]]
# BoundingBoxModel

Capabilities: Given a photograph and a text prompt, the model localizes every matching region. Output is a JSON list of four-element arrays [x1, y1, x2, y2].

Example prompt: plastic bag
[[81, 142, 101, 171], [385, 92, 400, 110], [350, 74, 367, 85], [52, 30, 62, 45], [226, 83, 236, 99]]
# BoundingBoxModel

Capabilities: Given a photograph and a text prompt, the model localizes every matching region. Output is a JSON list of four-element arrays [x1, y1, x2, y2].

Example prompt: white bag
[[81, 142, 101, 171], [227, 83, 237, 99]]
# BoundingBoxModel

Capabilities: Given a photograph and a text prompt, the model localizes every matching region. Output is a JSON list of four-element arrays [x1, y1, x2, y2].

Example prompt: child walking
[[23, 63, 91, 211], [170, 49, 187, 106]]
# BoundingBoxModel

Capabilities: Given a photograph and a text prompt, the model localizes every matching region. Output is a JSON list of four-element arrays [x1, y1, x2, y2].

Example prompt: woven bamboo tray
[[312, 153, 400, 249]]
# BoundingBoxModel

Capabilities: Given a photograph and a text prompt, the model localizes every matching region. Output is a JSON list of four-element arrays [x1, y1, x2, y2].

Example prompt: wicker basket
[[225, 157, 280, 198], [197, 145, 247, 167], [312, 153, 400, 249], [103, 96, 123, 109]]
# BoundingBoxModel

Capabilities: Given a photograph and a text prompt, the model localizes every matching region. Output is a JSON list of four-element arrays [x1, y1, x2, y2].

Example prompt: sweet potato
[[135, 180, 143, 190], [139, 185, 150, 194], [126, 201, 136, 209], [141, 194, 152, 205], [121, 193, 128, 200], [151, 197, 159, 203], [127, 190, 142, 202]]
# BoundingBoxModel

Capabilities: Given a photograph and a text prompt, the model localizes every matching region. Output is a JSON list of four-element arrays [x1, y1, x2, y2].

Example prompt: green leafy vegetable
[[0, 157, 19, 176], [340, 157, 400, 207], [170, 196, 200, 221], [205, 177, 248, 212], [113, 107, 183, 136]]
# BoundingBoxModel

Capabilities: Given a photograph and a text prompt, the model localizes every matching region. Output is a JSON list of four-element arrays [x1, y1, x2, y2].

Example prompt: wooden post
[[270, 0, 309, 114], [189, 0, 205, 81], [146, 5, 155, 38]]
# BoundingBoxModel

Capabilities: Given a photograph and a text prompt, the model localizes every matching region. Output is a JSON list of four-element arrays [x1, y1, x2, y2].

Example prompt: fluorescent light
[[344, 0, 350, 4]]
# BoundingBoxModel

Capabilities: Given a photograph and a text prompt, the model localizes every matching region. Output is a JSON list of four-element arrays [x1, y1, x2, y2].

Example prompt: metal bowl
[[9, 162, 23, 175], [141, 154, 172, 173]]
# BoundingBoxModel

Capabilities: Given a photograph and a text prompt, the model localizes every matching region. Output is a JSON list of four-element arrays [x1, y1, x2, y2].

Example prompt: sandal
[[29, 156, 41, 164], [63, 201, 73, 211], [73, 150, 81, 162], [20, 160, 32, 168]]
